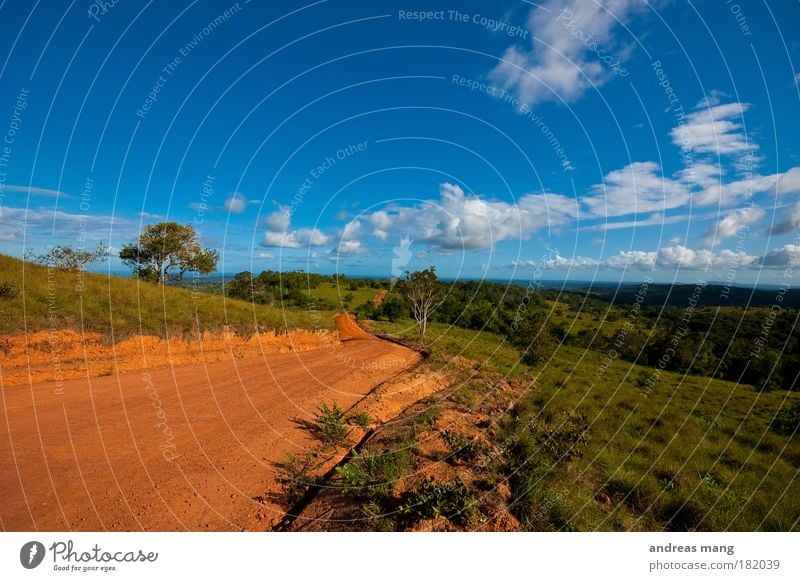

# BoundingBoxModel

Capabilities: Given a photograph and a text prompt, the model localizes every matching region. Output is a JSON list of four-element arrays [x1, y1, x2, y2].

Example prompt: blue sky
[[0, 0, 799, 284]]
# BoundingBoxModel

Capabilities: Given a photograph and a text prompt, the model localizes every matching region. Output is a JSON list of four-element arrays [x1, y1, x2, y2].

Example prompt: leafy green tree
[[35, 242, 107, 271], [226, 271, 267, 303], [119, 222, 218, 284], [509, 314, 557, 366], [380, 297, 406, 322], [397, 267, 444, 338]]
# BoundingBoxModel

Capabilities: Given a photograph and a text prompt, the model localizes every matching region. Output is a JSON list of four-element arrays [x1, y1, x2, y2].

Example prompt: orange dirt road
[[0, 337, 419, 531]]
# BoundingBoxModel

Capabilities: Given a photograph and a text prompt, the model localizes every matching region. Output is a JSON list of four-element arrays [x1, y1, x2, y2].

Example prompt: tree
[[35, 242, 107, 271], [397, 267, 444, 339], [508, 314, 557, 367], [380, 296, 406, 322], [226, 271, 267, 303], [119, 222, 218, 284]]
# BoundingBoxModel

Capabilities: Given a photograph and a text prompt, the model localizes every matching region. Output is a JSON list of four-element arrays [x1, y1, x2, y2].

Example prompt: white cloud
[[603, 244, 761, 271], [543, 254, 598, 268], [224, 193, 247, 214], [702, 205, 765, 247], [676, 162, 721, 189], [334, 240, 364, 255], [760, 244, 800, 267], [583, 161, 690, 218], [671, 102, 754, 157], [261, 228, 329, 249], [0, 226, 21, 240], [253, 251, 274, 259], [694, 167, 800, 207], [362, 183, 578, 252], [264, 207, 291, 231], [489, 0, 643, 108], [1, 184, 72, 198], [771, 202, 800, 235], [330, 220, 366, 256], [604, 249, 657, 270]]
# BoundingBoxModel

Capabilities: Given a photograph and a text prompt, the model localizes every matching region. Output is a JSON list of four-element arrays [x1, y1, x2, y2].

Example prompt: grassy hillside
[[0, 255, 335, 337], [367, 320, 799, 530]]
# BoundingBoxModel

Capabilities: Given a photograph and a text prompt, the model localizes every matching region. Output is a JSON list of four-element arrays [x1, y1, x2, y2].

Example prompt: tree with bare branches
[[397, 267, 443, 339]]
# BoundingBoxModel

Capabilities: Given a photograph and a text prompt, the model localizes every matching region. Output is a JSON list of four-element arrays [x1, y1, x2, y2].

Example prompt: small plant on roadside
[[334, 448, 413, 501], [274, 453, 322, 506], [442, 431, 484, 464], [400, 477, 475, 526], [310, 402, 350, 447], [347, 410, 372, 429]]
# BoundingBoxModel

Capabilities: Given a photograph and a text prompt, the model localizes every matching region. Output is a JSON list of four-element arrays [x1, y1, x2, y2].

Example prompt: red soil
[[0, 335, 419, 531], [0, 328, 339, 387]]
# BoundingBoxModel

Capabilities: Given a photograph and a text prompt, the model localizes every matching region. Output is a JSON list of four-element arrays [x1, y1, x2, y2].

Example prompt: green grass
[[0, 254, 334, 337], [372, 319, 526, 378], [502, 344, 800, 531], [306, 283, 381, 310], [371, 317, 799, 530]]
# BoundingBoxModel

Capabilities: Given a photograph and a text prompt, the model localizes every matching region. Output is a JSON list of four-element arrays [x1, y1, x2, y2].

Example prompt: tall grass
[[0, 254, 335, 338]]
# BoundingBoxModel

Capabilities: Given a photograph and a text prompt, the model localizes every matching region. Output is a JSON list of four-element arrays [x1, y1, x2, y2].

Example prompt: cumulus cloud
[[543, 254, 598, 268], [363, 183, 578, 252], [702, 205, 765, 247], [330, 220, 366, 256], [224, 192, 247, 214], [261, 206, 328, 249], [693, 167, 800, 207], [603, 245, 759, 271], [771, 202, 800, 235], [604, 249, 658, 270], [489, 0, 643, 108], [583, 162, 690, 218], [264, 207, 291, 231], [262, 229, 329, 249], [760, 244, 800, 267], [672, 102, 754, 157]]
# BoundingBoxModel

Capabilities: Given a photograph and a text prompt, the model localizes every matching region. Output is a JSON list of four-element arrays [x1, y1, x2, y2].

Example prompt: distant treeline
[[223, 272, 799, 392], [584, 283, 800, 309]]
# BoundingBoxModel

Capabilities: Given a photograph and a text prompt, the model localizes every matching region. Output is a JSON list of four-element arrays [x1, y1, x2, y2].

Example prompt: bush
[[400, 477, 475, 526], [347, 410, 372, 429], [770, 399, 800, 437], [334, 448, 413, 501], [309, 403, 350, 447], [442, 431, 483, 464], [536, 413, 589, 462], [636, 370, 658, 388], [274, 453, 322, 506], [0, 281, 16, 298]]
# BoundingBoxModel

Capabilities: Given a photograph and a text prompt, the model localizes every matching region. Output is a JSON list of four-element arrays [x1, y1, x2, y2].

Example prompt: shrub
[[334, 448, 413, 501], [636, 370, 658, 388], [770, 399, 800, 437], [400, 477, 475, 526], [274, 453, 322, 506], [310, 403, 350, 447], [347, 410, 372, 429], [536, 413, 589, 462], [0, 281, 16, 298], [442, 431, 483, 464]]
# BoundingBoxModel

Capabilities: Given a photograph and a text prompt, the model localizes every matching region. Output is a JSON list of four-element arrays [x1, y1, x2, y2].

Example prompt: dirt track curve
[[0, 330, 419, 531]]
